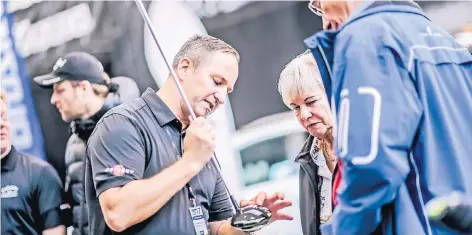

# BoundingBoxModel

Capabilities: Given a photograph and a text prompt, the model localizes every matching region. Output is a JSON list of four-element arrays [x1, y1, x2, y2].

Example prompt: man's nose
[[214, 90, 225, 105], [323, 17, 339, 30], [50, 92, 57, 105], [322, 19, 331, 30]]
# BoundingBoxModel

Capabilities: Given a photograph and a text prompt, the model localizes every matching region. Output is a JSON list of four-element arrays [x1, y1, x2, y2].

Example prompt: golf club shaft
[[134, 0, 241, 212]]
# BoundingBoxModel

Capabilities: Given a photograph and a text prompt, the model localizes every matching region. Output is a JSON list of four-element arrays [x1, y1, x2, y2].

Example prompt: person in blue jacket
[[304, 0, 472, 234]]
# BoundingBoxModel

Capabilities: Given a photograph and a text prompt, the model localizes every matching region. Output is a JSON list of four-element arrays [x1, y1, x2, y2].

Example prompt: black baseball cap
[[34, 52, 106, 88]]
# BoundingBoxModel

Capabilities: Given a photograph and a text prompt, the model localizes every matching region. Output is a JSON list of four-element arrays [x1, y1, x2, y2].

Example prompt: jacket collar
[[349, 0, 425, 24], [295, 135, 316, 162], [304, 1, 427, 106], [322, 1, 426, 36], [69, 99, 117, 140]]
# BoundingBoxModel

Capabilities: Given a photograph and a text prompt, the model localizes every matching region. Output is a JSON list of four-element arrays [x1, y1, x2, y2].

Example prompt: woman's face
[[287, 88, 332, 138]]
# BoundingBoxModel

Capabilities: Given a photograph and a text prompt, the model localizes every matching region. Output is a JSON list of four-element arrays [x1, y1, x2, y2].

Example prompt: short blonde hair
[[172, 35, 240, 70], [278, 51, 324, 106], [90, 73, 111, 98], [71, 72, 111, 98]]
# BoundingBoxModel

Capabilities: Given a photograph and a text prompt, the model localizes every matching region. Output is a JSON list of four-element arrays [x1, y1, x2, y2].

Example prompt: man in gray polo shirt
[[85, 35, 293, 234]]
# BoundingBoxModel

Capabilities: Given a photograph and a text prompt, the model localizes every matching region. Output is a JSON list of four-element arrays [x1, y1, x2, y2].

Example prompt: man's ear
[[79, 80, 92, 92], [176, 57, 194, 81]]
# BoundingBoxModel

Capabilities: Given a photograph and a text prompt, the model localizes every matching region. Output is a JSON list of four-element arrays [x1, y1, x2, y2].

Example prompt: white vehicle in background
[[231, 111, 307, 235]]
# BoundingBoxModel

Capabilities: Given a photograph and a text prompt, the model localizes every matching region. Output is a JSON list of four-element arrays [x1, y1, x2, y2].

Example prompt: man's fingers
[[263, 192, 285, 206], [239, 200, 256, 207], [274, 212, 294, 221], [275, 192, 285, 200], [269, 200, 292, 212], [255, 192, 267, 206]]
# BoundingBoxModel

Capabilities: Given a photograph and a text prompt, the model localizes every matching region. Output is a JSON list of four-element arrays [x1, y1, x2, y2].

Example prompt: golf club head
[[231, 205, 272, 233]]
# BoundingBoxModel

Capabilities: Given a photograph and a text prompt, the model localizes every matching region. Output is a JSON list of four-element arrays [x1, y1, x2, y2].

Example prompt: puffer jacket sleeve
[[64, 133, 89, 233], [64, 134, 87, 193]]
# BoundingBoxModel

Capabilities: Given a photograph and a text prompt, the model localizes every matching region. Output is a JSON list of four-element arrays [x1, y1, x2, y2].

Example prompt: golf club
[[133, 0, 272, 232]]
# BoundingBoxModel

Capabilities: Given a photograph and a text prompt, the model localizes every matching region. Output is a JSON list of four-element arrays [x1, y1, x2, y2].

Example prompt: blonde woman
[[278, 51, 336, 235]]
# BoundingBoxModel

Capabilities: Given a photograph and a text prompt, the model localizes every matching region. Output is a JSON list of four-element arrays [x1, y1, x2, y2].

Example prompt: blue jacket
[[304, 1, 472, 234]]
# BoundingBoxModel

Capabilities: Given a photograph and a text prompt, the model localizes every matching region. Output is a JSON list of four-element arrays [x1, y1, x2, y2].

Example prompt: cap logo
[[42, 77, 61, 85], [53, 58, 67, 71]]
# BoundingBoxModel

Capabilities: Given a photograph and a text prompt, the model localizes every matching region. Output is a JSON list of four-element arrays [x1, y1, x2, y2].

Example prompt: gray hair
[[172, 35, 240, 70], [277, 50, 325, 106]]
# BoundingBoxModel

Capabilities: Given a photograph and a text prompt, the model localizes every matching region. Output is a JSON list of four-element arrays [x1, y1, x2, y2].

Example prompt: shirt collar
[[310, 137, 321, 156], [1, 146, 19, 172], [295, 135, 315, 162], [141, 88, 180, 128]]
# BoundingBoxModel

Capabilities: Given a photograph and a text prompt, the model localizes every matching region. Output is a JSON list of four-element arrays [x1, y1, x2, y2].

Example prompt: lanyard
[[165, 126, 198, 207], [164, 125, 209, 235]]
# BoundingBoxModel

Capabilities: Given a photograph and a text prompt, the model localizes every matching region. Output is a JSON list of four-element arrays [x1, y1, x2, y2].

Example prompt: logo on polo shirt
[[42, 77, 61, 85], [1, 185, 19, 198], [105, 165, 134, 176]]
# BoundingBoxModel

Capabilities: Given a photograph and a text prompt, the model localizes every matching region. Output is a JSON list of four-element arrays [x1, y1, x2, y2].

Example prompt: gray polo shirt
[[85, 88, 234, 234]]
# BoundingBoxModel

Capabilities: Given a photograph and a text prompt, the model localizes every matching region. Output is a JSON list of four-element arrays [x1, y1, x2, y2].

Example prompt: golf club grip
[[133, 0, 241, 212]]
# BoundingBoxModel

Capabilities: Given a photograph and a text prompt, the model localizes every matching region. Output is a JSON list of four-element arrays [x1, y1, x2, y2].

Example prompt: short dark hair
[[172, 35, 240, 70]]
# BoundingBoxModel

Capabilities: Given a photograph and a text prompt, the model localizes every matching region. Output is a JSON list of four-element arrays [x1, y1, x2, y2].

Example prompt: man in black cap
[[34, 52, 118, 123], [33, 51, 138, 235], [1, 90, 65, 235]]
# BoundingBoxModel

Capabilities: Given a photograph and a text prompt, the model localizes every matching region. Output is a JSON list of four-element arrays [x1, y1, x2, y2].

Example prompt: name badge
[[189, 206, 209, 235]]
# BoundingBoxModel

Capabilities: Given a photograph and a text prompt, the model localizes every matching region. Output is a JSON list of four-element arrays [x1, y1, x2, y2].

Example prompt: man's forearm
[[101, 155, 202, 230], [210, 220, 249, 235], [42, 225, 65, 235]]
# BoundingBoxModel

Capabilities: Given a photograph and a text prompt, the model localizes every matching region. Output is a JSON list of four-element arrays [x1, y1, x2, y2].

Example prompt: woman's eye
[[306, 101, 316, 106], [306, 98, 321, 106], [293, 106, 300, 112]]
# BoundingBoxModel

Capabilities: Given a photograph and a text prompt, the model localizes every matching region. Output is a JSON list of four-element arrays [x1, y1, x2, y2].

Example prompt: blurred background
[[2, 1, 471, 234]]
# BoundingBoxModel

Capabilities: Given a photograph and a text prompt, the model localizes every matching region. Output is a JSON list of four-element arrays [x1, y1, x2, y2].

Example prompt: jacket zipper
[[316, 44, 338, 138], [311, 43, 335, 111], [317, 45, 333, 80]]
